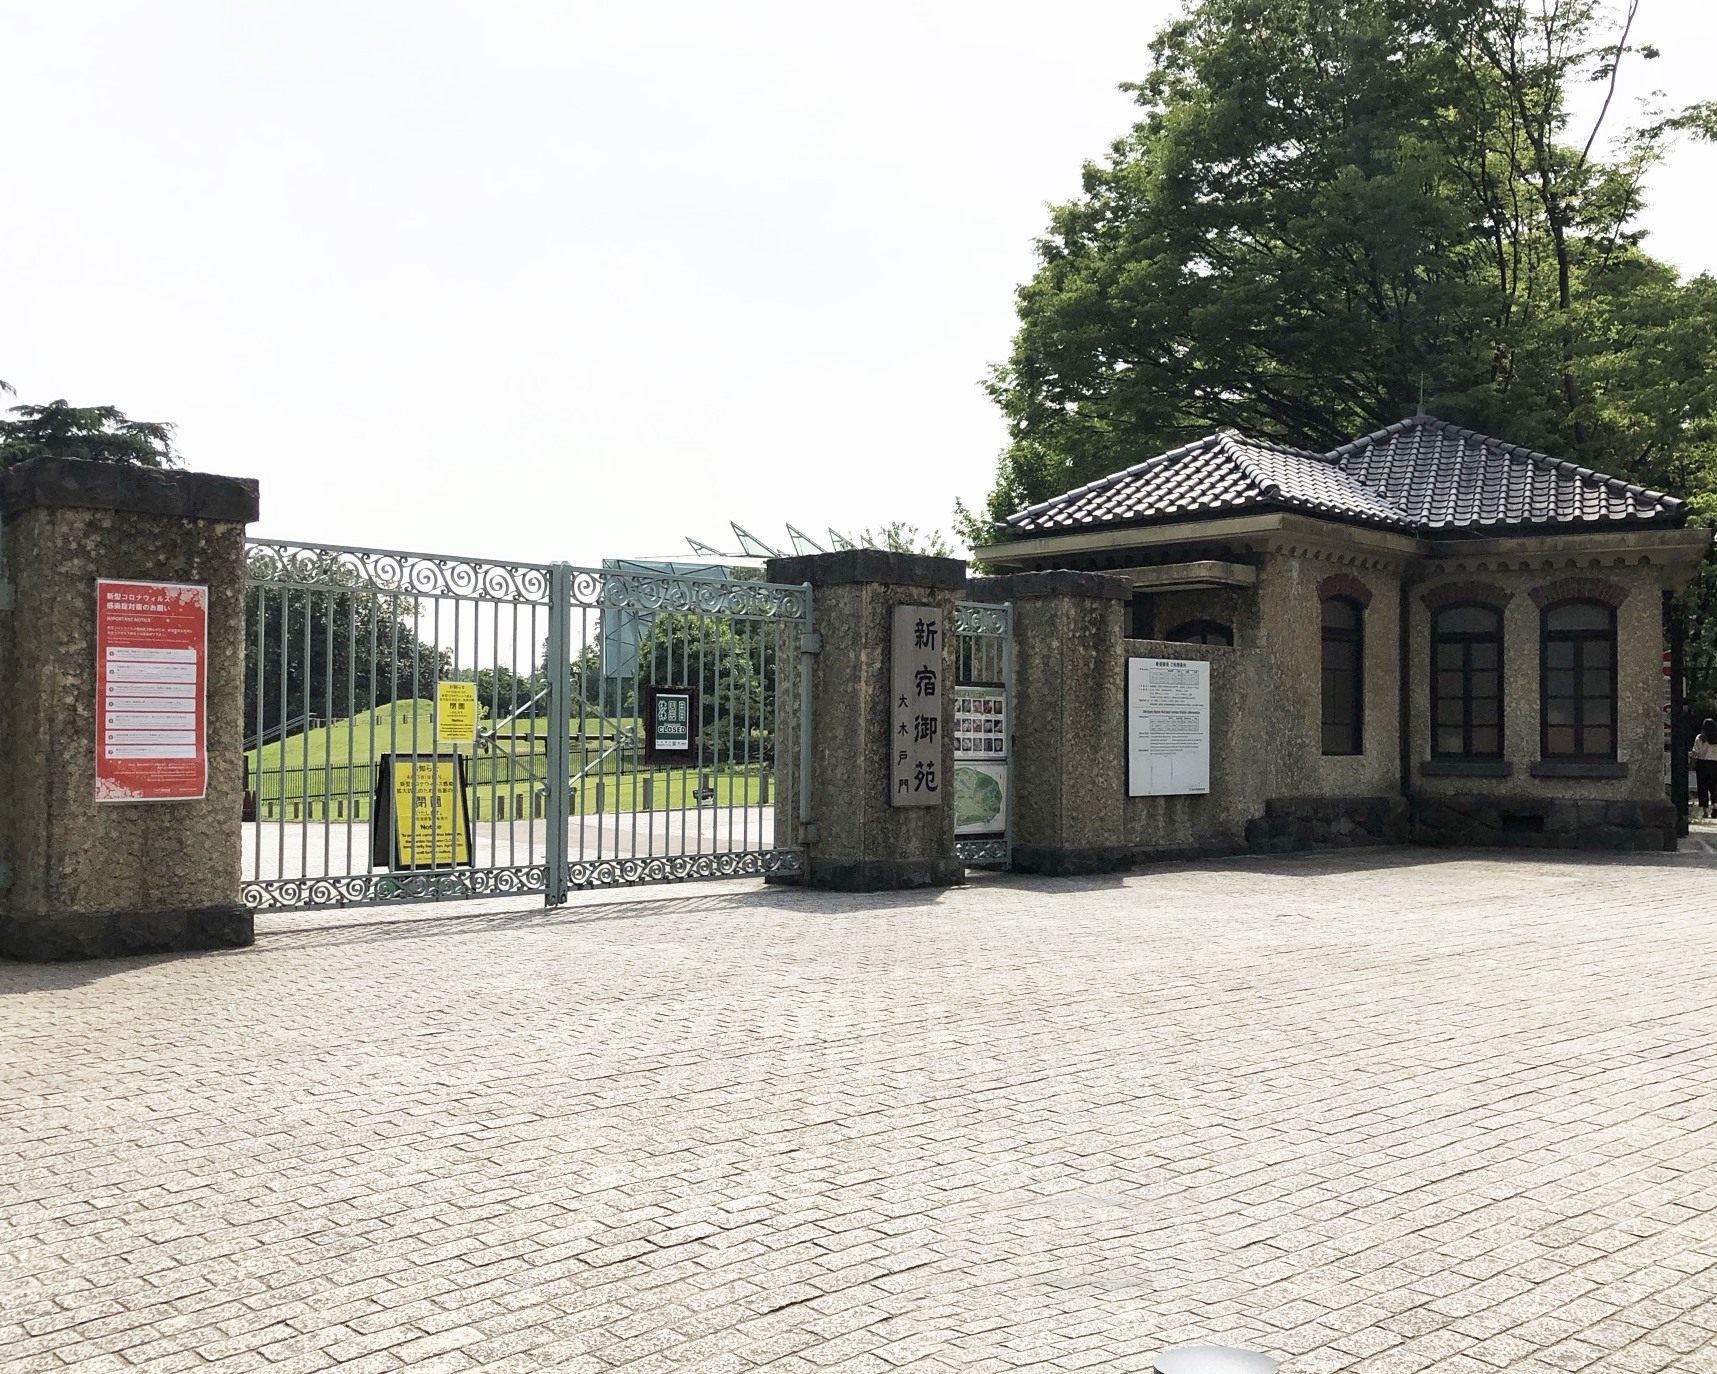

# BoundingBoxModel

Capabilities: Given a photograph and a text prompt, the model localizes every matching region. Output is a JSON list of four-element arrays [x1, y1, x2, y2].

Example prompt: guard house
[[974, 415, 1712, 853]]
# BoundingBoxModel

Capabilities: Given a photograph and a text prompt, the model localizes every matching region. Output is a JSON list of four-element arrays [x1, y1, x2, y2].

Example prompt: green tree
[[858, 523, 955, 558], [244, 552, 450, 746], [0, 397, 180, 469], [971, 0, 1717, 535]]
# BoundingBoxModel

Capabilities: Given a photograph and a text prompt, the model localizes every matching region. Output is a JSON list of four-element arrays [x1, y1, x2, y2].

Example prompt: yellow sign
[[436, 680, 478, 744], [391, 758, 471, 869]]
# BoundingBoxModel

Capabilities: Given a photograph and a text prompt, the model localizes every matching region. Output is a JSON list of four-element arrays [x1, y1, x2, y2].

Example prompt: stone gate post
[[765, 549, 965, 891], [0, 459, 259, 961], [968, 570, 1131, 875]]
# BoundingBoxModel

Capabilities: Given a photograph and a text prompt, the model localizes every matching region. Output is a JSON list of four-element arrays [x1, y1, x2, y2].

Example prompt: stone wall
[[1120, 637, 1262, 860], [0, 459, 257, 960]]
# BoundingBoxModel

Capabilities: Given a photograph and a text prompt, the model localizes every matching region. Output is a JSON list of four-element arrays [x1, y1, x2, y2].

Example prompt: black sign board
[[644, 685, 698, 764]]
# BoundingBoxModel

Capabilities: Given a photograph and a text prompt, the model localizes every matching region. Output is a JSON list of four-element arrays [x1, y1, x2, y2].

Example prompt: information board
[[953, 685, 1007, 836], [94, 579, 208, 802], [891, 605, 943, 806], [436, 680, 478, 744], [372, 754, 473, 870], [645, 685, 697, 763], [1127, 657, 1210, 797], [954, 685, 1007, 761]]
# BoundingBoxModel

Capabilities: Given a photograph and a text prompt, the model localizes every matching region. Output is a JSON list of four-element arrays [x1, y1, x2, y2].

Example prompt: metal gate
[[954, 599, 1012, 869], [241, 540, 808, 912]]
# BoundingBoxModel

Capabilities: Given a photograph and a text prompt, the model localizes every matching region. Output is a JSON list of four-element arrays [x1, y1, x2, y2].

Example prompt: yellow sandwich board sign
[[436, 680, 478, 745], [371, 754, 473, 870]]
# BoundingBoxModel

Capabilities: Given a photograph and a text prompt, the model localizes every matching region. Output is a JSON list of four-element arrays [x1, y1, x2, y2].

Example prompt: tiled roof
[[1005, 432, 1413, 535], [1003, 416, 1685, 538], [1326, 415, 1684, 531]]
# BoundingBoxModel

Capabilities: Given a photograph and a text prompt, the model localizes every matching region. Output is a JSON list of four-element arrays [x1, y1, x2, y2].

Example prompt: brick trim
[[1529, 577, 1629, 610], [1317, 572, 1373, 608], [1420, 580, 1512, 613]]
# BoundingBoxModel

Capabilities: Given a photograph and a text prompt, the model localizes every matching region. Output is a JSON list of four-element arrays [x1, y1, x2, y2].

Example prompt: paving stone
[[4, 851, 1717, 1371]]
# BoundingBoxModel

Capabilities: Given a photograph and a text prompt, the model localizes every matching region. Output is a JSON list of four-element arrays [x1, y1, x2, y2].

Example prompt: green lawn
[[247, 701, 775, 820]]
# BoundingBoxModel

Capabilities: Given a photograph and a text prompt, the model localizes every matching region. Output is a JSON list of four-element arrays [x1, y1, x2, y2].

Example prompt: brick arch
[[1420, 580, 1512, 613], [1529, 577, 1629, 610], [1317, 572, 1373, 609]]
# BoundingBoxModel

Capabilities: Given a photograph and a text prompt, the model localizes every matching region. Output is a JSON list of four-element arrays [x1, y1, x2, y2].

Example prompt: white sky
[[6, 0, 1714, 568]]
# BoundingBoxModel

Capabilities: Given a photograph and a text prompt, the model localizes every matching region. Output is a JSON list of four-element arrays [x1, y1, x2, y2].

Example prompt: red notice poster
[[94, 579, 208, 802]]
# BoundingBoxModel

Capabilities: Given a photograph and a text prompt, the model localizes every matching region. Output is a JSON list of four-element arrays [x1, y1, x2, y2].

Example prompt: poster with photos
[[954, 686, 1007, 762]]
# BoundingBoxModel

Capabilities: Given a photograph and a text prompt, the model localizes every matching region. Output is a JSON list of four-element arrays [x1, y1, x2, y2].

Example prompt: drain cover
[[1154, 1347, 1278, 1374]]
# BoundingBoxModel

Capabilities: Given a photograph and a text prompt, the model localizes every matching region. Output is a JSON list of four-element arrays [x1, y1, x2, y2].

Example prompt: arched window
[[1321, 597, 1363, 755], [1166, 619, 1234, 647], [1432, 604, 1503, 757], [1541, 600, 1616, 759]]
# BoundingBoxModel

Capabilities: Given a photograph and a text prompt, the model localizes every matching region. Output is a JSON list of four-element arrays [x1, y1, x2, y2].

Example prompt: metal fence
[[242, 540, 808, 911], [954, 600, 1012, 869]]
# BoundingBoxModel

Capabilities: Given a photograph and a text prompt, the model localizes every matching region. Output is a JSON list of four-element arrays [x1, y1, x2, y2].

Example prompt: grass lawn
[[249, 701, 774, 820]]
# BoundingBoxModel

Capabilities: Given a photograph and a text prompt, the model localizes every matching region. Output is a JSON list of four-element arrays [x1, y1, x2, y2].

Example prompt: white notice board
[[1127, 657, 1210, 797]]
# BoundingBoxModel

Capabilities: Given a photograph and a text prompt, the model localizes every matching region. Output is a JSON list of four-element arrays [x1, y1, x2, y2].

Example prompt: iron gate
[[954, 599, 1012, 869], [241, 540, 808, 911]]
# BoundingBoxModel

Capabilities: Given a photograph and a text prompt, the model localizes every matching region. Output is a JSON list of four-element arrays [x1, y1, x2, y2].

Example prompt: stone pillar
[[0, 458, 259, 961], [969, 571, 1131, 875], [764, 549, 966, 891]]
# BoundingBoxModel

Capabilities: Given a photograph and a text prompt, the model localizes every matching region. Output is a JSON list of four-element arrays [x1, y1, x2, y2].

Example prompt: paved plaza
[[5, 848, 1717, 1373]]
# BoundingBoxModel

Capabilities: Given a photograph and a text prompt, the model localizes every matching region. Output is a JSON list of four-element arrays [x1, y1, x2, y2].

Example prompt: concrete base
[[0, 905, 254, 962], [1412, 794, 1677, 853], [772, 858, 966, 892], [1246, 796, 1407, 853], [1011, 844, 1134, 877]]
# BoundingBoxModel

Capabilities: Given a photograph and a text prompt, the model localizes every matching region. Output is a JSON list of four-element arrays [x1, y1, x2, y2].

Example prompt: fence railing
[[241, 541, 808, 911]]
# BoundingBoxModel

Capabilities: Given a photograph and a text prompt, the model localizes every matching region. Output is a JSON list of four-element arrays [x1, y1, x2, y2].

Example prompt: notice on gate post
[[891, 605, 943, 806], [1127, 657, 1210, 797], [94, 579, 208, 802]]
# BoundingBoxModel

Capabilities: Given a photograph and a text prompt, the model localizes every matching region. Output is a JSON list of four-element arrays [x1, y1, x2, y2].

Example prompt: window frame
[[1320, 595, 1364, 757], [1539, 598, 1618, 761], [1430, 602, 1504, 759], [1165, 618, 1234, 647]]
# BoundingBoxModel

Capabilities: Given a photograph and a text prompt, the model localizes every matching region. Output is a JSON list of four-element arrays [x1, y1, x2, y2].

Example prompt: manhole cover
[[1154, 1347, 1278, 1374]]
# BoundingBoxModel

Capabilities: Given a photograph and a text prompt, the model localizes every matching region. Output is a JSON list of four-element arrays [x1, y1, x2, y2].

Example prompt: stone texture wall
[[1253, 553, 1405, 802], [766, 550, 964, 891], [969, 572, 1130, 874], [0, 459, 258, 960], [1120, 637, 1263, 860], [1145, 586, 1255, 646]]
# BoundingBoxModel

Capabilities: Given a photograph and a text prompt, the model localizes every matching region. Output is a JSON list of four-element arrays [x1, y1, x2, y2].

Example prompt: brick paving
[[4, 848, 1717, 1373]]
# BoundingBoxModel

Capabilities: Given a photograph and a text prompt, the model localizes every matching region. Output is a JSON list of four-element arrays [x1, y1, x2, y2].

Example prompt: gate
[[241, 540, 808, 912], [954, 599, 1012, 869]]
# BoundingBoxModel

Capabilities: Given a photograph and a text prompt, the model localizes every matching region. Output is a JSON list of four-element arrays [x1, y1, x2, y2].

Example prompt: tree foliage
[[0, 397, 180, 469], [244, 553, 449, 745], [858, 523, 955, 558], [972, 0, 1717, 536]]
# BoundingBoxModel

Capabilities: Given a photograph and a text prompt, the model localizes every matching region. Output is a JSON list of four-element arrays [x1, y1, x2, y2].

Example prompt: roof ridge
[[1215, 433, 1283, 500], [1003, 434, 1227, 525], [1332, 414, 1680, 511], [1221, 431, 1412, 528]]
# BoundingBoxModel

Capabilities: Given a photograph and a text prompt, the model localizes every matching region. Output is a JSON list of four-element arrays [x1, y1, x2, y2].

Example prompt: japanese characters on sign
[[371, 754, 474, 870], [436, 680, 478, 745], [94, 579, 208, 802], [891, 605, 944, 807], [1127, 657, 1211, 797]]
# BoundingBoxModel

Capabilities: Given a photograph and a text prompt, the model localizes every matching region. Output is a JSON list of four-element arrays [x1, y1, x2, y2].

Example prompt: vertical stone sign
[[95, 578, 209, 802], [891, 604, 942, 806]]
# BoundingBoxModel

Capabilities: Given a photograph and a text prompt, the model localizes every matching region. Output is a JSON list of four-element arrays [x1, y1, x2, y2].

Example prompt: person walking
[[1692, 719, 1717, 819]]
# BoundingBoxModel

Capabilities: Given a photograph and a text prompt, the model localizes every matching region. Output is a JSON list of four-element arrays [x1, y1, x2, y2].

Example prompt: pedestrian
[[1692, 718, 1717, 819]]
